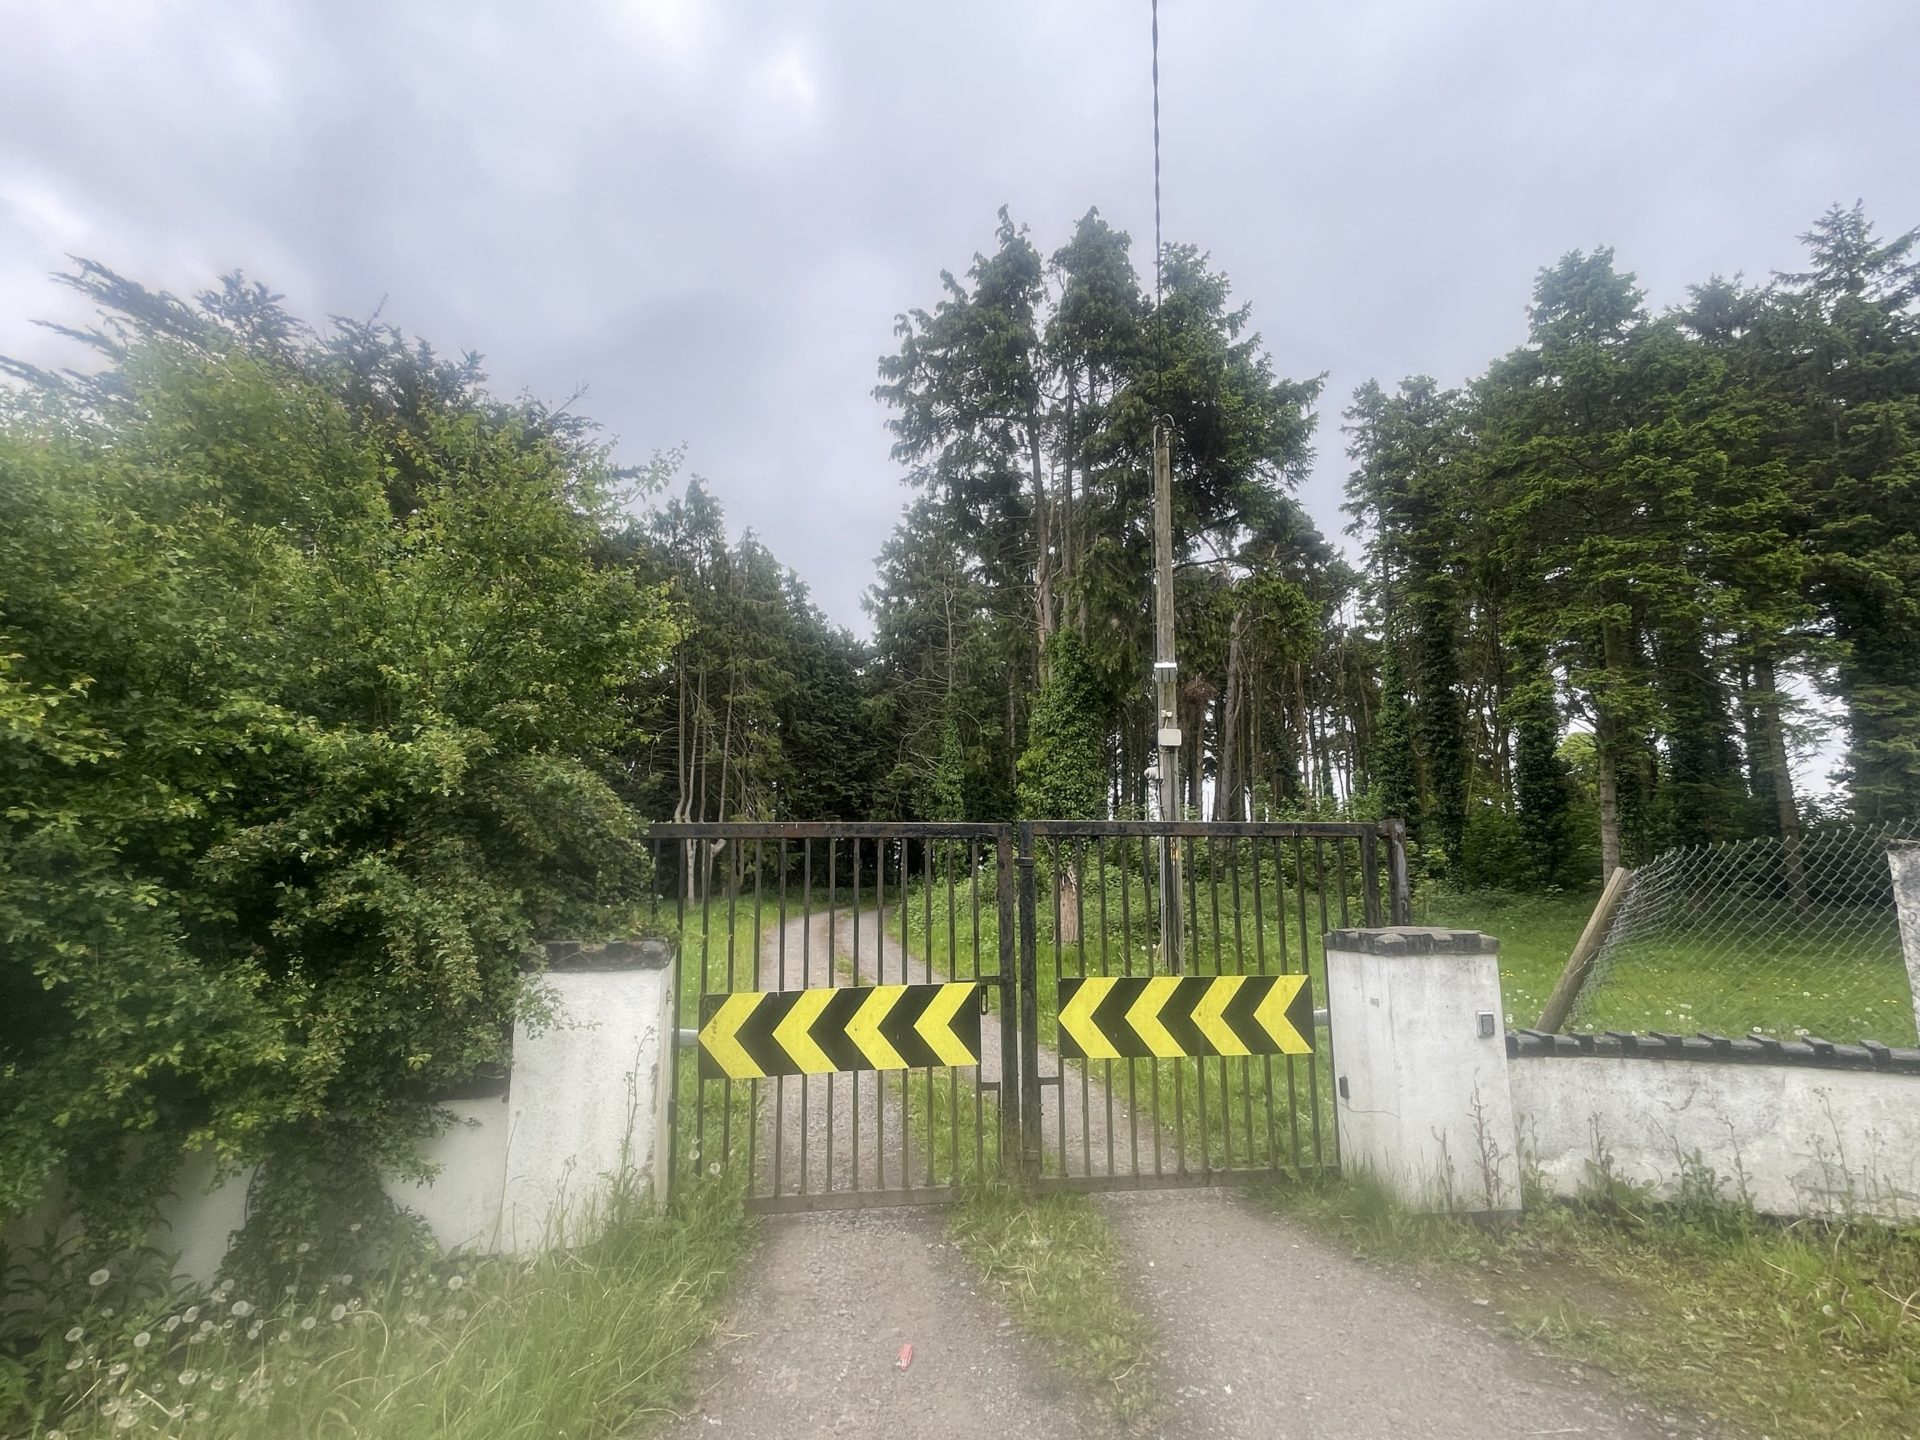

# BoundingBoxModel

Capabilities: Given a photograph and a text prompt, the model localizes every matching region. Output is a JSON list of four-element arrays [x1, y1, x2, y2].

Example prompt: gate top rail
[[652, 819, 1399, 841], [1022, 820, 1398, 839], [649, 821, 1008, 841]]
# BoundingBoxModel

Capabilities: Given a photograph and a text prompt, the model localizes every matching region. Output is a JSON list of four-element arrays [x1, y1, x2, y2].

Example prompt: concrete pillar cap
[[1325, 926, 1499, 956]]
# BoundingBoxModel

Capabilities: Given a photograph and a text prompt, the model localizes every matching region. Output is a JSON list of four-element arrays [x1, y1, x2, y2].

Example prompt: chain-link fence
[[1568, 825, 1919, 1046]]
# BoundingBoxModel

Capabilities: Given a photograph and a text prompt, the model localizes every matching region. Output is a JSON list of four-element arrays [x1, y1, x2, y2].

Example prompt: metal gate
[[648, 819, 1409, 1211]]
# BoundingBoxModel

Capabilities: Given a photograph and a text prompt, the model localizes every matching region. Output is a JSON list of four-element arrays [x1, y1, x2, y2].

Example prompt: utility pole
[[1152, 421, 1183, 972]]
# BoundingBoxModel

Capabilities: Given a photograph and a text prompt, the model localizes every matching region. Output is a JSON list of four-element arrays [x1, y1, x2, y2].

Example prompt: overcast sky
[[4, 0, 1917, 634]]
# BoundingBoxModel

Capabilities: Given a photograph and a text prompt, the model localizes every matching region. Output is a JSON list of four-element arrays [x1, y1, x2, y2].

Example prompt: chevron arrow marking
[[1060, 976, 1120, 1059], [1125, 975, 1185, 1059], [914, 982, 979, 1066], [846, 984, 909, 1070], [771, 986, 837, 1074], [698, 991, 768, 1080], [1192, 976, 1252, 1056], [1252, 973, 1313, 1054]]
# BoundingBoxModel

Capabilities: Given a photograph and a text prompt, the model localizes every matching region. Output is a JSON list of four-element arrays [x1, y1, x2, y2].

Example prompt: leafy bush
[[0, 267, 676, 1264]]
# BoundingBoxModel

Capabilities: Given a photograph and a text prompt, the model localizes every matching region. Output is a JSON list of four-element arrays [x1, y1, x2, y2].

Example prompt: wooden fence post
[[1535, 866, 1632, 1033]]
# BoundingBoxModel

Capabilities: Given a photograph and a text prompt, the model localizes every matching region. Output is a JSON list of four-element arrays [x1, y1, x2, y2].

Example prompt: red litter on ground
[[895, 1343, 914, 1372]]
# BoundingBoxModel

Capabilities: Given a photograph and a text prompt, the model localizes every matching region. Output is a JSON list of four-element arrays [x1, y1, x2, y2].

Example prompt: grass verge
[[1259, 1172, 1920, 1439], [889, 1070, 1157, 1429], [9, 1178, 751, 1440], [948, 1186, 1157, 1429]]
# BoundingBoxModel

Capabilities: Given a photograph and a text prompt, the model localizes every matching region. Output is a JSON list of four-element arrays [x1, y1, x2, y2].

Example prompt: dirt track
[[665, 913, 1696, 1439]]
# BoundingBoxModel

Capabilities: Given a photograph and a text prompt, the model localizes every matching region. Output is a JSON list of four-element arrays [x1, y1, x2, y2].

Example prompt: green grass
[[1260, 1172, 1920, 1439], [1417, 885, 1918, 1045], [10, 1179, 751, 1440]]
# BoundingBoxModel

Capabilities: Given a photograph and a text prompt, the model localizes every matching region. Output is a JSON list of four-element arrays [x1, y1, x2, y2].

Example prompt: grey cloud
[[3, 0, 1916, 626]]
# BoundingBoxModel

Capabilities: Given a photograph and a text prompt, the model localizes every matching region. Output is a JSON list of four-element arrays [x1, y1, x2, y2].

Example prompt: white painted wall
[[1326, 928, 1521, 1213], [1512, 1057, 1920, 1222], [384, 1093, 514, 1254], [498, 960, 674, 1253]]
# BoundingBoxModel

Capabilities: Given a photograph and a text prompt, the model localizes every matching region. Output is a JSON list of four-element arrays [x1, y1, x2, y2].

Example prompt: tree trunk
[[1027, 421, 1054, 665], [1596, 728, 1621, 880], [1752, 651, 1809, 910], [1593, 622, 1631, 880], [1059, 372, 1075, 629], [1218, 605, 1247, 821], [1057, 864, 1081, 944]]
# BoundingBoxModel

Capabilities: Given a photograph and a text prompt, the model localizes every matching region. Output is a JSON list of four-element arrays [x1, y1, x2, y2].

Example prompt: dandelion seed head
[[88, 1268, 111, 1287], [132, 1332, 151, 1349], [65, 1325, 84, 1342]]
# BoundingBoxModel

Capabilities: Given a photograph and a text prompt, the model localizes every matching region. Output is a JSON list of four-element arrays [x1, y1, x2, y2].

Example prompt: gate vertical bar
[[995, 826, 1018, 1176], [1361, 829, 1382, 928], [1016, 823, 1042, 1184]]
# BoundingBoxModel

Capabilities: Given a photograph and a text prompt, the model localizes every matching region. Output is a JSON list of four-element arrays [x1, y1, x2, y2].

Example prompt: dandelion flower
[[89, 1268, 111, 1287], [65, 1325, 84, 1342]]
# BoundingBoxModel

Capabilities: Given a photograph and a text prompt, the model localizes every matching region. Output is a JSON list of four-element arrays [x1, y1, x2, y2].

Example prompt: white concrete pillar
[[1892, 847, 1920, 1039], [499, 939, 675, 1252], [1325, 927, 1521, 1214]]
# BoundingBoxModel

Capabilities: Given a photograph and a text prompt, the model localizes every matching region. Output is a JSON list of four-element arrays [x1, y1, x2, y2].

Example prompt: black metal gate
[[649, 818, 1408, 1211]]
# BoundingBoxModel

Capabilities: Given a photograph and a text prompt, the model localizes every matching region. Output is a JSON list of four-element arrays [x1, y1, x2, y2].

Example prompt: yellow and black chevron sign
[[1058, 974, 1313, 1060], [698, 982, 983, 1080]]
